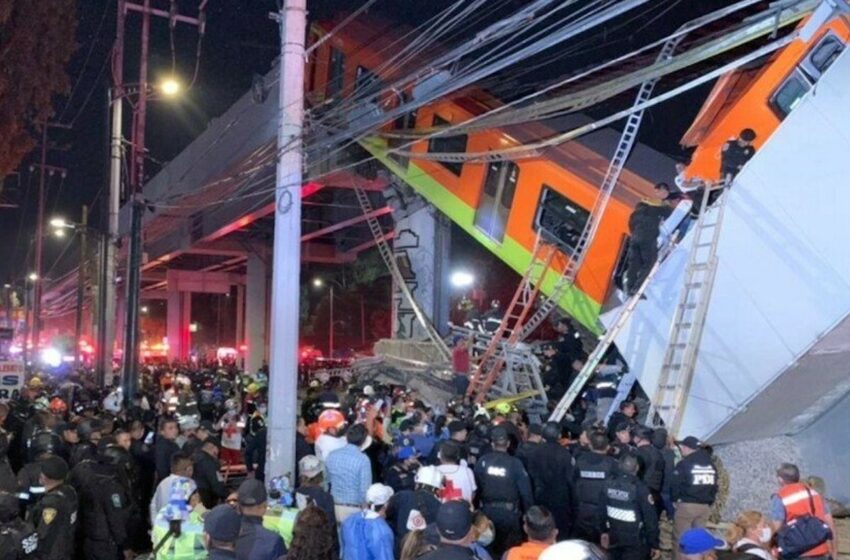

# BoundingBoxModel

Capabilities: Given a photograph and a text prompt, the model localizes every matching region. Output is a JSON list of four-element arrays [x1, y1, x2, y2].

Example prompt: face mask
[[759, 527, 772, 544], [478, 529, 494, 547], [258, 405, 267, 415]]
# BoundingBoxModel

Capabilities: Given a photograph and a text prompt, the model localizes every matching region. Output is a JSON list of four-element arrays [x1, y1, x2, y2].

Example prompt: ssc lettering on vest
[[607, 488, 630, 501], [22, 533, 38, 554], [487, 466, 507, 477], [691, 466, 716, 485], [580, 470, 606, 479]]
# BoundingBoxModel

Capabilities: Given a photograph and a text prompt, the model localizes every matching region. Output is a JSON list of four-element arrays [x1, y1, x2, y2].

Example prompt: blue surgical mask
[[478, 529, 494, 547]]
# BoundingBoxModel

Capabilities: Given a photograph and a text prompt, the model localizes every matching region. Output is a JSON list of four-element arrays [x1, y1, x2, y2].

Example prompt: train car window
[[769, 68, 811, 120], [428, 116, 467, 176], [327, 48, 345, 98], [388, 91, 414, 170], [474, 161, 519, 243], [801, 32, 844, 80], [534, 186, 591, 253], [355, 65, 384, 103]]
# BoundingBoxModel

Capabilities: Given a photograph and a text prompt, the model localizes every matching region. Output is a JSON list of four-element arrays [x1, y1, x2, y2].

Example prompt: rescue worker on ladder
[[625, 183, 673, 296], [474, 425, 533, 558], [572, 428, 618, 543], [601, 454, 660, 560], [670, 436, 717, 560]]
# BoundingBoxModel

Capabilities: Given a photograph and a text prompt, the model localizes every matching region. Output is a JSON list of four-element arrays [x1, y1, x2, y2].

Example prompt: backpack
[[776, 488, 832, 559]]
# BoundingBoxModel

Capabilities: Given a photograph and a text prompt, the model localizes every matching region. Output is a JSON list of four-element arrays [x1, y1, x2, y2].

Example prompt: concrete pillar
[[391, 206, 452, 339], [166, 275, 192, 361], [114, 292, 126, 361], [245, 253, 268, 374], [235, 284, 245, 366]]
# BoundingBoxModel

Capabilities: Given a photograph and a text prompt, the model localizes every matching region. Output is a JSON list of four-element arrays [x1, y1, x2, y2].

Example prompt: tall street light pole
[[267, 0, 306, 482]]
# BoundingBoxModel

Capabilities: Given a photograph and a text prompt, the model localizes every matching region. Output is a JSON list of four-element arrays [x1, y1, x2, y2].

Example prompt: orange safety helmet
[[48, 397, 67, 414], [317, 409, 346, 432]]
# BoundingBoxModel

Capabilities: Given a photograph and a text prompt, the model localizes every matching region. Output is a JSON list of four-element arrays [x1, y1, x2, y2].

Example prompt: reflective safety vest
[[263, 507, 299, 547], [778, 483, 830, 558], [151, 510, 207, 559]]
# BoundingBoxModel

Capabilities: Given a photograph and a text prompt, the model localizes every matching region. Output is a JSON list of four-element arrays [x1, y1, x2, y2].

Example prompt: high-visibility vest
[[263, 507, 299, 547], [505, 541, 550, 560], [778, 483, 830, 557], [151, 510, 207, 559]]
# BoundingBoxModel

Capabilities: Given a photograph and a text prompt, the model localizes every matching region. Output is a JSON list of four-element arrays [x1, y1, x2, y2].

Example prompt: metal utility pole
[[267, 0, 306, 481], [74, 205, 88, 369], [31, 126, 48, 355]]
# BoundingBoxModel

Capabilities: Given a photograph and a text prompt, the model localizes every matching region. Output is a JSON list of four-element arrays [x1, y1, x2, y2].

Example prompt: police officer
[[234, 479, 286, 560], [466, 420, 491, 468], [515, 424, 544, 469], [526, 422, 574, 538], [70, 420, 102, 467], [572, 428, 618, 543], [17, 432, 62, 512], [625, 184, 673, 295], [610, 423, 634, 458], [27, 455, 77, 560], [0, 491, 38, 558], [555, 317, 584, 365], [192, 439, 228, 509], [633, 427, 664, 513], [384, 437, 419, 493], [670, 436, 717, 558], [474, 425, 533, 558], [77, 445, 131, 560], [602, 454, 659, 560]]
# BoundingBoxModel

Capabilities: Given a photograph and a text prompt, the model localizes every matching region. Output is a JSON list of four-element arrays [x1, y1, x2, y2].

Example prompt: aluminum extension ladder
[[648, 184, 729, 435], [354, 187, 451, 362], [468, 34, 685, 405], [548, 237, 676, 423]]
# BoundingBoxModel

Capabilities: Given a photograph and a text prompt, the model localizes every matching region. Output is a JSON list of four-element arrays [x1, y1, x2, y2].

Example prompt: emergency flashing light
[[450, 270, 475, 288], [41, 347, 62, 368], [189, 322, 199, 333]]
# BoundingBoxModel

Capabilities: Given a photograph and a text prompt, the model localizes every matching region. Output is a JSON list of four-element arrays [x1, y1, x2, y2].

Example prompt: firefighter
[[474, 425, 533, 557], [572, 429, 618, 543], [602, 454, 660, 560]]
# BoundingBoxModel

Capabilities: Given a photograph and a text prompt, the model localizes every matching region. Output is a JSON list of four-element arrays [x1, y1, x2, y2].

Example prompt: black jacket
[[192, 449, 228, 509], [77, 463, 130, 547], [635, 443, 664, 494], [27, 483, 78, 560], [670, 449, 717, 505], [0, 518, 39, 559], [604, 472, 659, 549], [474, 450, 533, 512], [154, 438, 180, 483]]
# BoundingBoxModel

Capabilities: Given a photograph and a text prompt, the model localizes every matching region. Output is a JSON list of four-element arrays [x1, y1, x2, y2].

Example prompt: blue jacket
[[341, 512, 395, 560], [235, 515, 286, 560]]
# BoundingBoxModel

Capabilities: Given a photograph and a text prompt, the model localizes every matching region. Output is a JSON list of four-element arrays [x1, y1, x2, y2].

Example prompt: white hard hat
[[363, 385, 375, 396], [415, 465, 444, 489], [366, 483, 394, 506], [540, 540, 607, 560]]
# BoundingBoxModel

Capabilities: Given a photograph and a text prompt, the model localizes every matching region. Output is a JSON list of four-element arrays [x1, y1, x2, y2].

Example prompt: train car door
[[474, 160, 518, 242]]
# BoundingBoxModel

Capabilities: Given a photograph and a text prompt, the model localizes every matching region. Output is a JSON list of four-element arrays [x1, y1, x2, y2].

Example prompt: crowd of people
[[0, 344, 839, 560]]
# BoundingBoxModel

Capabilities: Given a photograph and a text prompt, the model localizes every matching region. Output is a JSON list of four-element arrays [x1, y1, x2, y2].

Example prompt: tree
[[0, 0, 77, 180]]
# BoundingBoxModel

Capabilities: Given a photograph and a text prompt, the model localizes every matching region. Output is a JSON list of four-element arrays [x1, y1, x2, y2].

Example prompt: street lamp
[[28, 273, 38, 282], [158, 77, 181, 97], [312, 277, 342, 358], [450, 270, 476, 288]]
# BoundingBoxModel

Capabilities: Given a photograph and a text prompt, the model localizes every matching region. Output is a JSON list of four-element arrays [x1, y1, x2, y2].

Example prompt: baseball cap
[[676, 436, 702, 449], [396, 437, 419, 460], [298, 455, 323, 479], [436, 500, 472, 540], [204, 504, 242, 542], [679, 528, 725, 554], [366, 483, 394, 506], [237, 478, 267, 506], [490, 425, 509, 444], [40, 455, 69, 481]]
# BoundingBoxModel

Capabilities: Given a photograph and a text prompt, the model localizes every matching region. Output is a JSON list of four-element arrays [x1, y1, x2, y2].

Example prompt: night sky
[[1, 0, 752, 286]]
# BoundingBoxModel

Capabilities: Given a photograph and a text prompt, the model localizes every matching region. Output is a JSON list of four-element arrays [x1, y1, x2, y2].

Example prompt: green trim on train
[[360, 137, 603, 334]]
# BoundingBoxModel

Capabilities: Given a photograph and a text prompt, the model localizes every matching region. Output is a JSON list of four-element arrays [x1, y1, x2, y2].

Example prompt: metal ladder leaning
[[354, 187, 451, 362], [467, 34, 685, 405], [548, 237, 675, 423], [648, 183, 729, 434]]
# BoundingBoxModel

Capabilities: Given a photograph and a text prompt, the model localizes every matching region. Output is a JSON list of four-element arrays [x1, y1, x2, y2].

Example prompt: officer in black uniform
[[555, 317, 584, 365], [670, 436, 717, 552], [0, 491, 38, 559], [720, 128, 757, 182], [515, 423, 544, 469], [192, 439, 228, 509], [17, 432, 62, 513], [610, 423, 634, 458], [77, 445, 131, 560], [526, 422, 574, 538], [602, 454, 659, 560], [69, 420, 101, 467], [572, 428, 618, 543], [27, 455, 77, 560], [383, 437, 419, 493], [633, 427, 664, 514], [625, 184, 673, 295], [607, 401, 638, 441], [466, 420, 491, 468], [474, 425, 533, 558]]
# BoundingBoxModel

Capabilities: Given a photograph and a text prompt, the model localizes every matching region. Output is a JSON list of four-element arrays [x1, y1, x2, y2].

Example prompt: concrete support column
[[166, 275, 192, 362], [391, 206, 452, 339], [235, 284, 245, 365], [114, 292, 126, 365], [245, 253, 268, 374]]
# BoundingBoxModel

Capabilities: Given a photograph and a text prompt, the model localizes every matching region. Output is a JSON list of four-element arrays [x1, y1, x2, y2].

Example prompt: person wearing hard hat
[[385, 464, 443, 547], [314, 409, 347, 462], [341, 483, 395, 560]]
